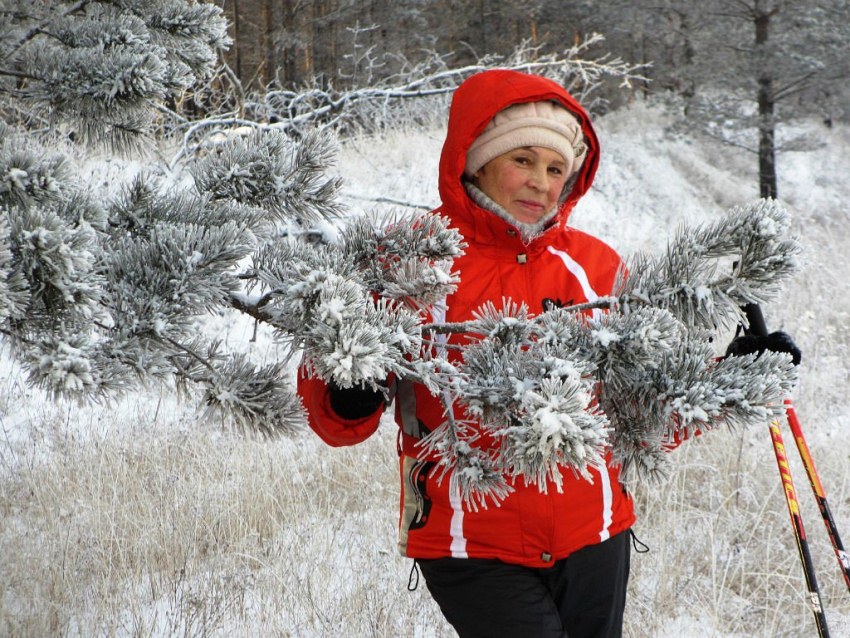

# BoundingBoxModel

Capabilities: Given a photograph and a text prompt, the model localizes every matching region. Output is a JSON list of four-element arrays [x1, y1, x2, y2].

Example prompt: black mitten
[[328, 382, 386, 419], [725, 330, 802, 366]]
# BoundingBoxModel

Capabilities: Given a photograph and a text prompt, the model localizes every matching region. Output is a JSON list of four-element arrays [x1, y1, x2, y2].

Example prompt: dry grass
[[0, 389, 452, 637], [626, 425, 850, 637], [1, 365, 847, 637]]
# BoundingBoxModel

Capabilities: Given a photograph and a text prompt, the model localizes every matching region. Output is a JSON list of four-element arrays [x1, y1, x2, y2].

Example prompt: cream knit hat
[[465, 101, 587, 177]]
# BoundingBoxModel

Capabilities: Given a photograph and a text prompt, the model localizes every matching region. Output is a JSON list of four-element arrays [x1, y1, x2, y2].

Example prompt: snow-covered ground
[[2, 98, 849, 637]]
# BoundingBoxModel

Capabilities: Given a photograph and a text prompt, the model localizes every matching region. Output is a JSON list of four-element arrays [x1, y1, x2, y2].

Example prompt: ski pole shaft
[[769, 419, 831, 637], [785, 399, 850, 592], [744, 303, 850, 592], [742, 303, 831, 634]]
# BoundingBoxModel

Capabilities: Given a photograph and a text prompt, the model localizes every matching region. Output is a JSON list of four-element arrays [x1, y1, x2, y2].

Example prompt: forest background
[[215, 0, 850, 201]]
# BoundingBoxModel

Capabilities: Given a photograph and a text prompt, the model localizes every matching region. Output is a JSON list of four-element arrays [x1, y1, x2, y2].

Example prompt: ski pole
[[741, 304, 831, 637], [744, 303, 850, 592], [768, 416, 831, 637], [784, 399, 850, 592]]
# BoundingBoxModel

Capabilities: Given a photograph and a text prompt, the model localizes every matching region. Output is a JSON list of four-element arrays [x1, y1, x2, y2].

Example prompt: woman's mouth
[[517, 200, 545, 212]]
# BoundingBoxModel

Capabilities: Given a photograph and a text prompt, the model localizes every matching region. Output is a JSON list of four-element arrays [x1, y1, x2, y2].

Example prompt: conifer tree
[[1, 1, 801, 506]]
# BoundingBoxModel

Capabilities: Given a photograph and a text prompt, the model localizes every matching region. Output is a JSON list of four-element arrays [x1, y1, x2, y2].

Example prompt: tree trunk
[[479, 0, 487, 54], [264, 0, 275, 86], [755, 9, 778, 199], [231, 0, 243, 79]]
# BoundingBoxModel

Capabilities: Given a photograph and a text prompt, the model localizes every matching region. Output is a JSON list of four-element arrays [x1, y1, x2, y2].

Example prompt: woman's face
[[473, 146, 569, 224]]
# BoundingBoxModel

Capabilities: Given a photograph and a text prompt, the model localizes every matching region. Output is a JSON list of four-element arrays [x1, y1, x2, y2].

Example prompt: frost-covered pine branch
[[408, 201, 801, 504], [201, 354, 304, 437], [0, 0, 230, 150], [218, 195, 799, 505], [340, 211, 465, 307], [593, 198, 800, 332], [0, 127, 106, 345], [585, 308, 795, 484], [418, 412, 515, 512], [0, 209, 27, 323], [416, 301, 606, 507], [2, 91, 802, 501], [1, 121, 339, 435], [191, 129, 344, 225], [457, 302, 609, 489], [284, 270, 423, 389], [0, 3, 803, 505], [242, 210, 463, 390]]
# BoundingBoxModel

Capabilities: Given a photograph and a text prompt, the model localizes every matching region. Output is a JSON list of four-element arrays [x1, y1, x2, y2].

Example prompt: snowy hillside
[[1, 100, 849, 637]]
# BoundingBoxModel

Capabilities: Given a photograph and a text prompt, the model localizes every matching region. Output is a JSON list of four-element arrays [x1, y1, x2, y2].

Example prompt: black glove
[[725, 330, 802, 366], [328, 381, 386, 419]]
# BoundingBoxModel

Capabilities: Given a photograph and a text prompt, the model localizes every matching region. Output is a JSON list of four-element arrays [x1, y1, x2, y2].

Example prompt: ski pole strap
[[629, 528, 650, 554], [407, 559, 421, 591]]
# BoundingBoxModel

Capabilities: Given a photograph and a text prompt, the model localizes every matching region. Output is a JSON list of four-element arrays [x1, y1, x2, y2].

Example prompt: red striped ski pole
[[784, 399, 850, 592], [742, 304, 831, 637], [745, 303, 850, 591], [768, 416, 831, 637]]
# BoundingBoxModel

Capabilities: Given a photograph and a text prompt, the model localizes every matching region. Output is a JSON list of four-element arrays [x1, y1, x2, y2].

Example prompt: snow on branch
[[418, 414, 515, 512], [201, 355, 305, 436], [5, 200, 104, 333], [340, 211, 465, 307], [407, 201, 799, 504], [0, 123, 341, 432], [226, 34, 647, 140], [1, 84, 801, 507], [241, 209, 464, 389], [445, 302, 610, 496], [191, 129, 344, 225], [214, 197, 799, 505], [0, 1, 230, 151], [621, 199, 800, 332]]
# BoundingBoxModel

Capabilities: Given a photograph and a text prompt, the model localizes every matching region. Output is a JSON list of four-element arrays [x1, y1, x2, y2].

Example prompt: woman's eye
[[548, 167, 563, 175]]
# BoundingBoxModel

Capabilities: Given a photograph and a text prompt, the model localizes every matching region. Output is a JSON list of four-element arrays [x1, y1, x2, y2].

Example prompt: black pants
[[418, 529, 631, 638]]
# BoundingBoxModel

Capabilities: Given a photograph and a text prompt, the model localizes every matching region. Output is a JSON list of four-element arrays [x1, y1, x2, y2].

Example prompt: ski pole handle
[[743, 302, 769, 338]]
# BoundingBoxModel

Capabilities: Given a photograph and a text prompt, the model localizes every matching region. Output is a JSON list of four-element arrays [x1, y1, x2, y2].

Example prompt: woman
[[298, 69, 634, 638]]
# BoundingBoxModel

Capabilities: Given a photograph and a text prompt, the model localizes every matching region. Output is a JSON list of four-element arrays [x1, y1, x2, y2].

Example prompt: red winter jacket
[[298, 69, 635, 568]]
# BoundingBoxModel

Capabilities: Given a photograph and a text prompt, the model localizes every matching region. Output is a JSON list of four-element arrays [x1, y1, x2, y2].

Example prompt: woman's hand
[[725, 330, 802, 366]]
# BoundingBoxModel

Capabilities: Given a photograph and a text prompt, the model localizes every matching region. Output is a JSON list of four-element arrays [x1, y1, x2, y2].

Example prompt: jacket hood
[[438, 70, 600, 235]]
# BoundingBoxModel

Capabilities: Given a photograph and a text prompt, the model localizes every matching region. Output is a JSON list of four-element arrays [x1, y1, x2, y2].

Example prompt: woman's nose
[[527, 166, 547, 190]]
